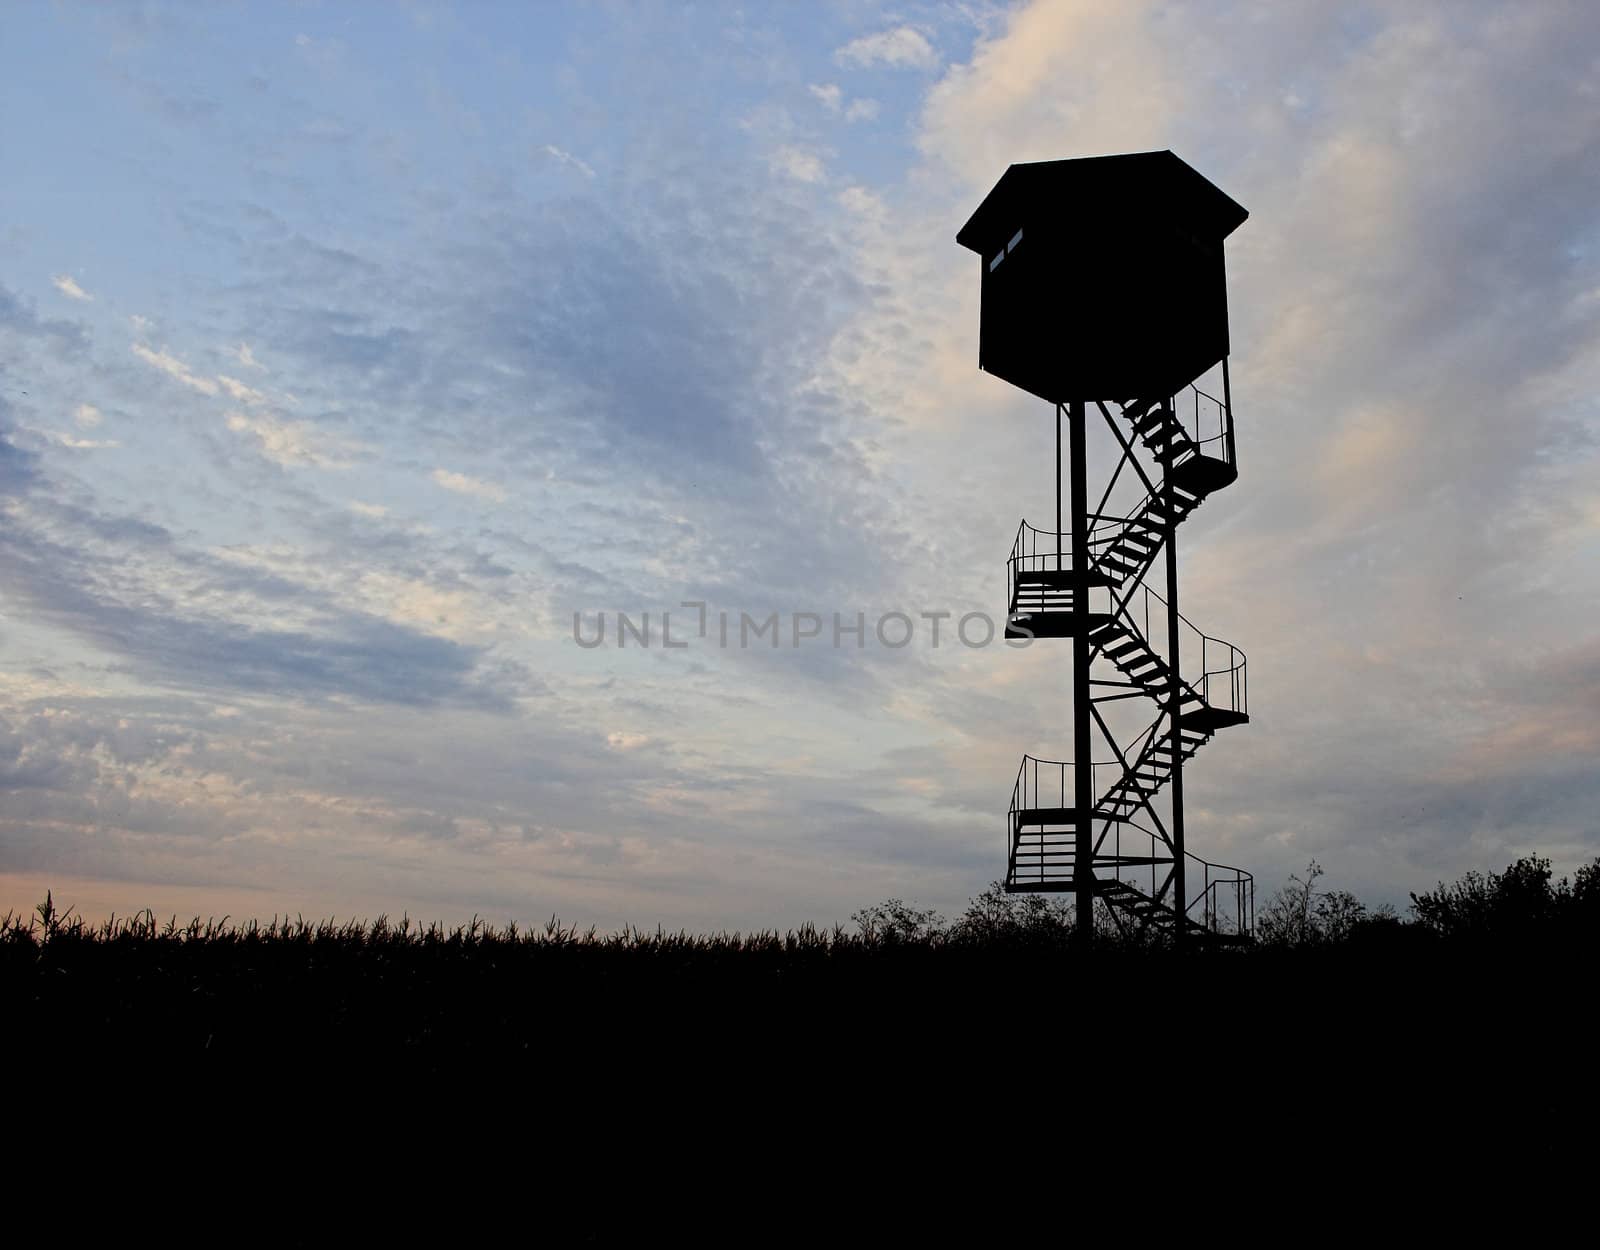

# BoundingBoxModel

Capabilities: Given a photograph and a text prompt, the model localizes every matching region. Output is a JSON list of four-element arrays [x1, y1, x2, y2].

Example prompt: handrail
[[1104, 812, 1254, 938], [1010, 780, 1255, 938], [1177, 383, 1234, 468], [1009, 517, 1125, 568], [1009, 537, 1247, 717], [1011, 404, 1225, 602], [1184, 854, 1255, 939], [1129, 584, 1248, 719]]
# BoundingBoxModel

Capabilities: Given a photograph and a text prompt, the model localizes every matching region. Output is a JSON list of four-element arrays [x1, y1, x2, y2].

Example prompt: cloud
[[0, 494, 512, 714], [431, 468, 507, 503], [542, 144, 595, 179], [37, 429, 120, 450], [232, 342, 265, 371], [810, 82, 879, 123], [349, 501, 388, 518], [809, 83, 843, 113], [132, 343, 220, 395], [771, 145, 827, 183], [217, 374, 267, 404], [52, 274, 93, 301], [919, 0, 1180, 188], [74, 404, 102, 428], [835, 26, 938, 70], [226, 411, 361, 467], [0, 282, 86, 351], [837, 186, 886, 219]]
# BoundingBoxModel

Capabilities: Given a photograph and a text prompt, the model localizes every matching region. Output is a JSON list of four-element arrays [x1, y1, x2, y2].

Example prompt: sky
[[2, 0, 1599, 931]]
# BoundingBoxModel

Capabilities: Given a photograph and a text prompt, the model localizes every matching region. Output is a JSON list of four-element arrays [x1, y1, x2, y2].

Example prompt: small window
[[1008, 228, 1023, 252], [989, 250, 1005, 272]]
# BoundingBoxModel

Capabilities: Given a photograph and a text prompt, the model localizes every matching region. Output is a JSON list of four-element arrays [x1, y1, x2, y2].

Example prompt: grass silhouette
[[5, 857, 1595, 1060]]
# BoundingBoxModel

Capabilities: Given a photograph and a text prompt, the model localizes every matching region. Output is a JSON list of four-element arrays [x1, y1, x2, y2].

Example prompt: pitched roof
[[955, 150, 1248, 257]]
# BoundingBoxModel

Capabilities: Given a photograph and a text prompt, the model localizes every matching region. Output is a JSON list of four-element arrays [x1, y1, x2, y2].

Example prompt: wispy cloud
[[132, 343, 220, 395], [809, 83, 843, 113], [40, 429, 120, 450], [52, 274, 93, 301], [226, 411, 361, 468], [217, 374, 267, 404], [74, 403, 102, 429], [771, 145, 827, 183], [836, 185, 886, 219], [431, 468, 506, 503], [835, 26, 937, 70], [232, 342, 265, 371], [809, 82, 879, 123], [541, 144, 595, 179]]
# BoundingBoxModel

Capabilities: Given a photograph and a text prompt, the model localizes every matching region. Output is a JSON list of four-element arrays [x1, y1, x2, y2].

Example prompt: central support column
[[1070, 399, 1093, 946], [1163, 398, 1187, 946], [1055, 405, 1062, 574]]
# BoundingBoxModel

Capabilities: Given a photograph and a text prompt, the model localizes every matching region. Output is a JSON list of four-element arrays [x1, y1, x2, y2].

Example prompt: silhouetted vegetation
[[4, 855, 1596, 1058], [1409, 855, 1600, 945]]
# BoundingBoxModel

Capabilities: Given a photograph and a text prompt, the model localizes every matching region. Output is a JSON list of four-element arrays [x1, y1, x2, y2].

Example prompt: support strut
[[1070, 399, 1093, 945]]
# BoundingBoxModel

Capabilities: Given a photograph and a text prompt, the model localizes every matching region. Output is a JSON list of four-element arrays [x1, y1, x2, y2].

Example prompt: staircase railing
[[1008, 750, 1140, 889], [1180, 383, 1235, 471], [1107, 816, 1253, 939], [1008, 517, 1121, 578], [1009, 775, 1255, 939], [1011, 751, 1133, 820], [1119, 583, 1248, 720], [1189, 856, 1254, 939], [1008, 513, 1160, 616], [1008, 518, 1130, 620]]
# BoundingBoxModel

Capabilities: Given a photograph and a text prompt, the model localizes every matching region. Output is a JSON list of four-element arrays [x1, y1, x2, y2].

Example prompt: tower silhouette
[[957, 151, 1254, 946]]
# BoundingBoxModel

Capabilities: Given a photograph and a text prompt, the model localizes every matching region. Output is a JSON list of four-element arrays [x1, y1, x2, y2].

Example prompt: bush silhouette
[[1409, 854, 1598, 946]]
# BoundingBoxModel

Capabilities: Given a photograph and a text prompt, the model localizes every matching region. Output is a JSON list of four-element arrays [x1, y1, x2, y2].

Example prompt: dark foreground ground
[[8, 856, 1595, 1155], [6, 898, 1592, 1059], [7, 871, 1591, 1224]]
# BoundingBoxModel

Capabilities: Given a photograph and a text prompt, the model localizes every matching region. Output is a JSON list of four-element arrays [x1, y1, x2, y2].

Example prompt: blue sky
[[3, 1, 1599, 929]]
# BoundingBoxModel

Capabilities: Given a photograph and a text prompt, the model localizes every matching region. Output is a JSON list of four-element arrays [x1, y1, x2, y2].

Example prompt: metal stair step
[[1013, 807, 1077, 828], [1144, 424, 1195, 447], [1134, 408, 1175, 434]]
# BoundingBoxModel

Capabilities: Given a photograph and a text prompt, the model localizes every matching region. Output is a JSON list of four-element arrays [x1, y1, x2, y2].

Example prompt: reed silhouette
[[5, 854, 1595, 1062]]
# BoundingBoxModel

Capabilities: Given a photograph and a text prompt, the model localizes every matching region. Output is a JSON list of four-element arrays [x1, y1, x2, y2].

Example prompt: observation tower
[[956, 150, 1255, 945]]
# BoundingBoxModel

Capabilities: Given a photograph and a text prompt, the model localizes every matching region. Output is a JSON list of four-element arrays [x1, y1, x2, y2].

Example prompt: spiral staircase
[[1002, 387, 1254, 944]]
